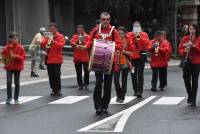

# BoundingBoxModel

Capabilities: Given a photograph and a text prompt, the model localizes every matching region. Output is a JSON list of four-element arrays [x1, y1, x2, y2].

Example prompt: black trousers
[[131, 59, 145, 95], [7, 70, 21, 100], [47, 64, 61, 93], [74, 62, 89, 87], [183, 63, 200, 104], [151, 67, 166, 89], [114, 67, 129, 100], [163, 67, 168, 87], [93, 71, 113, 110]]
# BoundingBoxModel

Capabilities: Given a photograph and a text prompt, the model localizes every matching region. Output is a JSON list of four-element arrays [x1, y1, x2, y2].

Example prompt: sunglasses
[[101, 18, 110, 21]]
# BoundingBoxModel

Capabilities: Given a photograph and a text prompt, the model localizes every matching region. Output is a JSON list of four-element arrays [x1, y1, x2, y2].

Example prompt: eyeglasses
[[101, 18, 110, 21]]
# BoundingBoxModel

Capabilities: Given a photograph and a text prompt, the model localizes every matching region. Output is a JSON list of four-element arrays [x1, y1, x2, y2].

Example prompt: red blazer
[[166, 39, 172, 61], [2, 43, 26, 71], [147, 38, 170, 67], [86, 25, 122, 51], [178, 35, 200, 64], [70, 33, 90, 62], [127, 31, 150, 59], [41, 32, 65, 64], [86, 25, 122, 65]]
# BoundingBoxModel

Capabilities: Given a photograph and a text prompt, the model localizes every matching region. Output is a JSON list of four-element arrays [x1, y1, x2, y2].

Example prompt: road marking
[[0, 72, 95, 90], [153, 97, 185, 105], [0, 96, 42, 104], [49, 96, 90, 104], [110, 96, 136, 104], [78, 96, 156, 132]]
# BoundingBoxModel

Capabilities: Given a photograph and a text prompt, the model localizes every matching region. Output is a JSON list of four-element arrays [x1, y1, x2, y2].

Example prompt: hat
[[39, 27, 46, 32], [133, 21, 141, 27]]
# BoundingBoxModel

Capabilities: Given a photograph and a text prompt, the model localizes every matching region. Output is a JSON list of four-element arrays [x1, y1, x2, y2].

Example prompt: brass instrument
[[43, 32, 54, 49], [185, 34, 193, 62], [135, 32, 140, 40], [154, 41, 160, 56], [0, 54, 12, 66], [78, 34, 85, 44]]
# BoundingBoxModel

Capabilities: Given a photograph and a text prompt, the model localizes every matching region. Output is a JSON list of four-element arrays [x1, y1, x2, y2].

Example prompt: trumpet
[[46, 36, 53, 49], [154, 41, 160, 56], [43, 31, 54, 49], [78, 34, 85, 45], [185, 34, 193, 62], [0, 55, 12, 66], [135, 32, 140, 40]]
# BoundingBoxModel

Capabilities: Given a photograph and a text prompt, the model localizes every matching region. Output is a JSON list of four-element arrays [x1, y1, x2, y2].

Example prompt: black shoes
[[95, 108, 109, 115], [116, 98, 124, 103], [31, 71, 39, 77], [50, 91, 62, 96], [134, 92, 142, 98], [137, 94, 142, 98], [78, 85, 89, 90], [39, 65, 46, 70], [96, 108, 102, 115], [78, 86, 83, 90], [151, 88, 157, 92], [84, 85, 89, 90]]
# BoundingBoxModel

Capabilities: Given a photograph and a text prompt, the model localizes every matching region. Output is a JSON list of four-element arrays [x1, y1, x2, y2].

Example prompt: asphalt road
[[0, 66, 199, 134]]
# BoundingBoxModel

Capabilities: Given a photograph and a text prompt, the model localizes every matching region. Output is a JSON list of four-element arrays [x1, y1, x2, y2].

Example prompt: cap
[[39, 27, 46, 32]]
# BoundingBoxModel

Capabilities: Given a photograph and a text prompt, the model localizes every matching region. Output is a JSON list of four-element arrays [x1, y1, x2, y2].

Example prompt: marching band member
[[41, 23, 65, 96], [1, 32, 26, 104], [29, 27, 47, 77], [114, 26, 134, 103], [147, 31, 170, 91], [82, 12, 122, 115], [70, 25, 90, 90], [178, 23, 200, 107], [127, 21, 150, 98], [161, 30, 172, 88]]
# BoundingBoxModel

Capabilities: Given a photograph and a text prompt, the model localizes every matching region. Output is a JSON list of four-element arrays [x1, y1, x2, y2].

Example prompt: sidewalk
[[0, 56, 180, 90]]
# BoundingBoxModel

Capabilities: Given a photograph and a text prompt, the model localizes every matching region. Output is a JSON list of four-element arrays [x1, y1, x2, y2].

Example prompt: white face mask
[[133, 26, 141, 33]]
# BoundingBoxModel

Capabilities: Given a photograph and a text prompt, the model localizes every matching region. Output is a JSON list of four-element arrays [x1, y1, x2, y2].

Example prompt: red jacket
[[147, 38, 170, 67], [86, 25, 122, 64], [86, 25, 122, 51], [166, 39, 172, 61], [178, 35, 200, 64], [70, 33, 90, 62], [2, 43, 26, 71], [41, 32, 65, 64], [127, 31, 150, 59]]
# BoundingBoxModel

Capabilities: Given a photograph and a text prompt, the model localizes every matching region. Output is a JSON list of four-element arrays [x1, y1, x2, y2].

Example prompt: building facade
[[0, 0, 199, 54]]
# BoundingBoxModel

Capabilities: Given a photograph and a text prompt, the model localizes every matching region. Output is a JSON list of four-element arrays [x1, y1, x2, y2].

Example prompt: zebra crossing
[[0, 95, 186, 105]]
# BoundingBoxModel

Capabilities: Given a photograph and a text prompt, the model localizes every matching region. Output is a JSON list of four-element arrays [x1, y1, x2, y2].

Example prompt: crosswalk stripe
[[0, 96, 42, 104], [48, 96, 90, 104], [78, 96, 156, 132], [110, 96, 136, 104], [153, 97, 185, 105]]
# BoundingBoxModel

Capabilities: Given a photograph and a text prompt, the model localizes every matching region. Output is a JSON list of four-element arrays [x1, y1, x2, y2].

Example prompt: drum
[[89, 39, 115, 74]]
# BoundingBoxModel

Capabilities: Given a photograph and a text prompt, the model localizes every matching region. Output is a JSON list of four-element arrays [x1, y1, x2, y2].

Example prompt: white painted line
[[49, 96, 90, 104], [78, 96, 156, 132], [0, 96, 42, 104], [153, 97, 185, 105], [0, 72, 95, 90], [110, 96, 136, 104]]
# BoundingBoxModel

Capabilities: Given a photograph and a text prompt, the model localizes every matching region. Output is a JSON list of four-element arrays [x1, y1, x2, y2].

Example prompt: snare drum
[[89, 39, 115, 74]]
